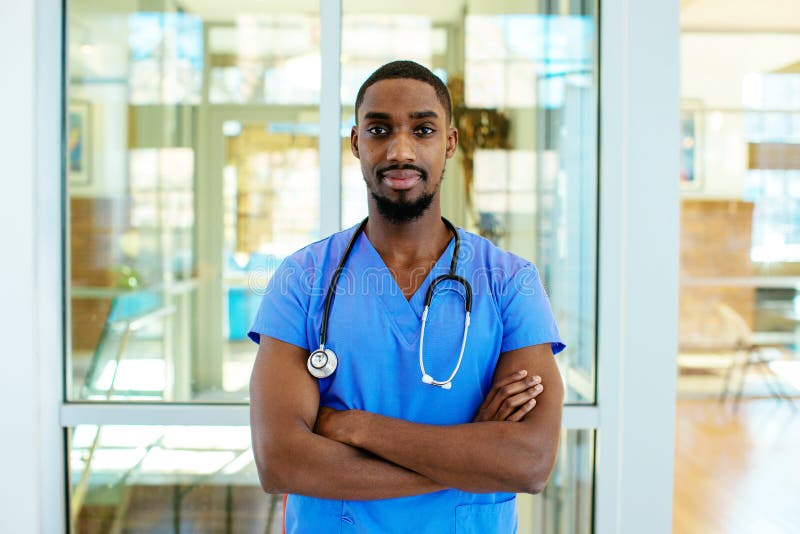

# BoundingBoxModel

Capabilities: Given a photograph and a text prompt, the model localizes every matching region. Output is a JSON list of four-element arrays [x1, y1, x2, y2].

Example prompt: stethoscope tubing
[[311, 216, 472, 389], [317, 217, 369, 352]]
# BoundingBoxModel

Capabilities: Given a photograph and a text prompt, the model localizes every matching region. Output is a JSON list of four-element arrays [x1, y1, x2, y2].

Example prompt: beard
[[369, 164, 443, 223], [370, 189, 437, 223]]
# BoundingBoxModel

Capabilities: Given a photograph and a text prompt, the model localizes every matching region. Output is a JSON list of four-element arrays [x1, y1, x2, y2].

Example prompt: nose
[[386, 132, 416, 163]]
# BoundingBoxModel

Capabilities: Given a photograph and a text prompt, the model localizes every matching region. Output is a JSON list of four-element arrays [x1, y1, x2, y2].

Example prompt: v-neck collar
[[354, 229, 457, 346]]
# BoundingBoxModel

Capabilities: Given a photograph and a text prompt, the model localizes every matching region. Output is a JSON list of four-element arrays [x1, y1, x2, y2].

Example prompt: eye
[[366, 126, 388, 136], [415, 126, 435, 136]]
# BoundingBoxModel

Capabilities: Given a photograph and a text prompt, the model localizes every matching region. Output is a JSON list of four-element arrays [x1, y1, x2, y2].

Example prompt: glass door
[[63, 0, 601, 531]]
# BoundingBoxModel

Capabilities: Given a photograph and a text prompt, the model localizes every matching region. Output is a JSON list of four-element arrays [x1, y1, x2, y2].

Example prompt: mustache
[[376, 164, 428, 181]]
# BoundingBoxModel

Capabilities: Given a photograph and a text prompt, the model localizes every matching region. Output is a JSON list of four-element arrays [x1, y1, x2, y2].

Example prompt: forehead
[[359, 78, 445, 120]]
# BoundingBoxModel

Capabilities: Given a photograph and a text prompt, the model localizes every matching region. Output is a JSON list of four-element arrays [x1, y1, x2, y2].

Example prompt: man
[[248, 60, 564, 533]]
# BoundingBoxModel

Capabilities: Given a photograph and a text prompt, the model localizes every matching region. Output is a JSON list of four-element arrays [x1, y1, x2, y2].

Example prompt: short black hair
[[354, 60, 452, 124]]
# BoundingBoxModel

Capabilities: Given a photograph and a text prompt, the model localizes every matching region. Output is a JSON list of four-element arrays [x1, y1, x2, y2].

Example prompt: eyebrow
[[409, 111, 439, 119], [363, 112, 391, 121], [362, 111, 440, 121]]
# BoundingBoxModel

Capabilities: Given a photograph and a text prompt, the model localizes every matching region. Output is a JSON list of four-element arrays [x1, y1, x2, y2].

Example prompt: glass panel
[[340, 0, 599, 403], [69, 425, 591, 533], [678, 32, 800, 399], [221, 121, 320, 395], [67, 0, 321, 402], [68, 425, 281, 533], [208, 16, 320, 105], [518, 429, 594, 534]]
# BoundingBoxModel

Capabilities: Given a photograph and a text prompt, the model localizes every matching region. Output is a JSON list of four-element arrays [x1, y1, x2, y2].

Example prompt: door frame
[[11, 0, 678, 531]]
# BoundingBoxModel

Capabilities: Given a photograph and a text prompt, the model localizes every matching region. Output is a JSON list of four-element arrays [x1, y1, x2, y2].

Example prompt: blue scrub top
[[249, 224, 564, 534]]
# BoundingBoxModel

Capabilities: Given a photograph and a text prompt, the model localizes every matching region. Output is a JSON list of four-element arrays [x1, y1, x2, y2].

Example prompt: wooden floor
[[673, 398, 800, 534]]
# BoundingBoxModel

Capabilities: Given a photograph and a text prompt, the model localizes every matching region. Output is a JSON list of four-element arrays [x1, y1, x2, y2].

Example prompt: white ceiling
[[681, 0, 800, 32], [179, 0, 467, 23]]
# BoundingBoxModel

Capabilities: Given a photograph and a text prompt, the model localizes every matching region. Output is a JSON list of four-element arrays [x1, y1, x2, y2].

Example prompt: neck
[[364, 205, 452, 265]]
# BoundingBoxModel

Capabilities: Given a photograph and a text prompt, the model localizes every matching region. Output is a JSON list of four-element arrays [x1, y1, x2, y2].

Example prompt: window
[[65, 0, 599, 531]]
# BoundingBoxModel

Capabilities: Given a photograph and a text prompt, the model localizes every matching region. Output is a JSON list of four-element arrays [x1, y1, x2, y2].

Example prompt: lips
[[380, 168, 425, 191]]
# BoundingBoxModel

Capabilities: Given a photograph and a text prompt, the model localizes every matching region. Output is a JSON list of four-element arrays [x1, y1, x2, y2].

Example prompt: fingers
[[494, 382, 544, 421], [482, 373, 542, 421], [483, 371, 532, 409], [492, 369, 528, 390], [505, 398, 537, 422], [472, 370, 527, 422]]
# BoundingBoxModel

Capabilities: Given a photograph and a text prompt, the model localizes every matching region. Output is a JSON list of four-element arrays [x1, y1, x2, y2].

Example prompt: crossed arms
[[249, 335, 563, 500]]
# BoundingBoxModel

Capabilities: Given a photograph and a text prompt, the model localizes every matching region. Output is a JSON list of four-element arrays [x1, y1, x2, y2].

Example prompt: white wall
[[681, 0, 800, 33], [681, 33, 800, 108]]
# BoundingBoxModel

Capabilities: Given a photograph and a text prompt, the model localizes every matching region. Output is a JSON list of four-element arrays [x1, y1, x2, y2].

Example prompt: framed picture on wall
[[680, 99, 703, 191], [68, 100, 91, 186]]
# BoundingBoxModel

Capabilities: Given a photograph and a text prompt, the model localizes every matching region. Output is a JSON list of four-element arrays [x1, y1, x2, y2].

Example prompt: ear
[[350, 125, 360, 159], [445, 126, 458, 159]]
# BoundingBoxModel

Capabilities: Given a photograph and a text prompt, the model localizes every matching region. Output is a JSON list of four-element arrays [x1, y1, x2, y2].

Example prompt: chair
[[716, 303, 795, 409]]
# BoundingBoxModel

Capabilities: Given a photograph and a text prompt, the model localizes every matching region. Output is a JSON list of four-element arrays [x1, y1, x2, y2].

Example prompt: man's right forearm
[[255, 425, 446, 500]]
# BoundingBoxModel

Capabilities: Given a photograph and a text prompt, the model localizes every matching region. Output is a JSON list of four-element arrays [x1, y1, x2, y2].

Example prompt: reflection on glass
[[69, 426, 591, 534], [464, 15, 593, 109], [221, 122, 320, 393], [67, 1, 321, 403], [67, 0, 596, 406], [518, 429, 594, 534], [340, 15, 434, 106], [340, 0, 598, 403], [69, 425, 284, 533], [208, 15, 320, 105], [128, 12, 204, 105]]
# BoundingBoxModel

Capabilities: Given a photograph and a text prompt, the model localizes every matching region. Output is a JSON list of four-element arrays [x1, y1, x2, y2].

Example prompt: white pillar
[[595, 1, 680, 533], [320, 0, 343, 234], [0, 0, 41, 531], [0, 0, 65, 531]]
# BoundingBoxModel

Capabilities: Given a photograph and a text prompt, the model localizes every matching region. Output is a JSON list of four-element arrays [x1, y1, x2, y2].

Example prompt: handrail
[[72, 304, 177, 524], [108, 305, 176, 332], [71, 277, 199, 299]]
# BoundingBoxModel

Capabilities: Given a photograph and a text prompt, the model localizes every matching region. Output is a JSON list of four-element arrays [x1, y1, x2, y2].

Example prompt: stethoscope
[[307, 217, 473, 390]]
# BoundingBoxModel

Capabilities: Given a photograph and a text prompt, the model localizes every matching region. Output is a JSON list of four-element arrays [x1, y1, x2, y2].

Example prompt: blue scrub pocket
[[455, 496, 518, 533], [285, 495, 343, 534]]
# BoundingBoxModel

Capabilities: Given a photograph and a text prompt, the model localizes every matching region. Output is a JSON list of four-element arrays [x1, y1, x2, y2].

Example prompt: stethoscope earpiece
[[421, 373, 454, 389]]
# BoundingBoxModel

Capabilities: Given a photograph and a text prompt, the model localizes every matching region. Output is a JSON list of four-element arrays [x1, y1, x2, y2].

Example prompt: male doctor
[[249, 60, 564, 533]]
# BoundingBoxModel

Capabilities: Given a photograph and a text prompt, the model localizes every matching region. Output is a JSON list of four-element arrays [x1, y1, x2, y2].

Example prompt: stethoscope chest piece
[[307, 347, 338, 378]]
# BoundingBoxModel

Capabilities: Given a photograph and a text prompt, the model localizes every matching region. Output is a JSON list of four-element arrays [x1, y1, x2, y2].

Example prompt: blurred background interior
[[63, 0, 798, 532], [673, 1, 800, 532]]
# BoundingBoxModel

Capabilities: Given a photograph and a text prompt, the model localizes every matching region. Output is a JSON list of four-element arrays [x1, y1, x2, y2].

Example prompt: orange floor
[[673, 398, 800, 534]]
